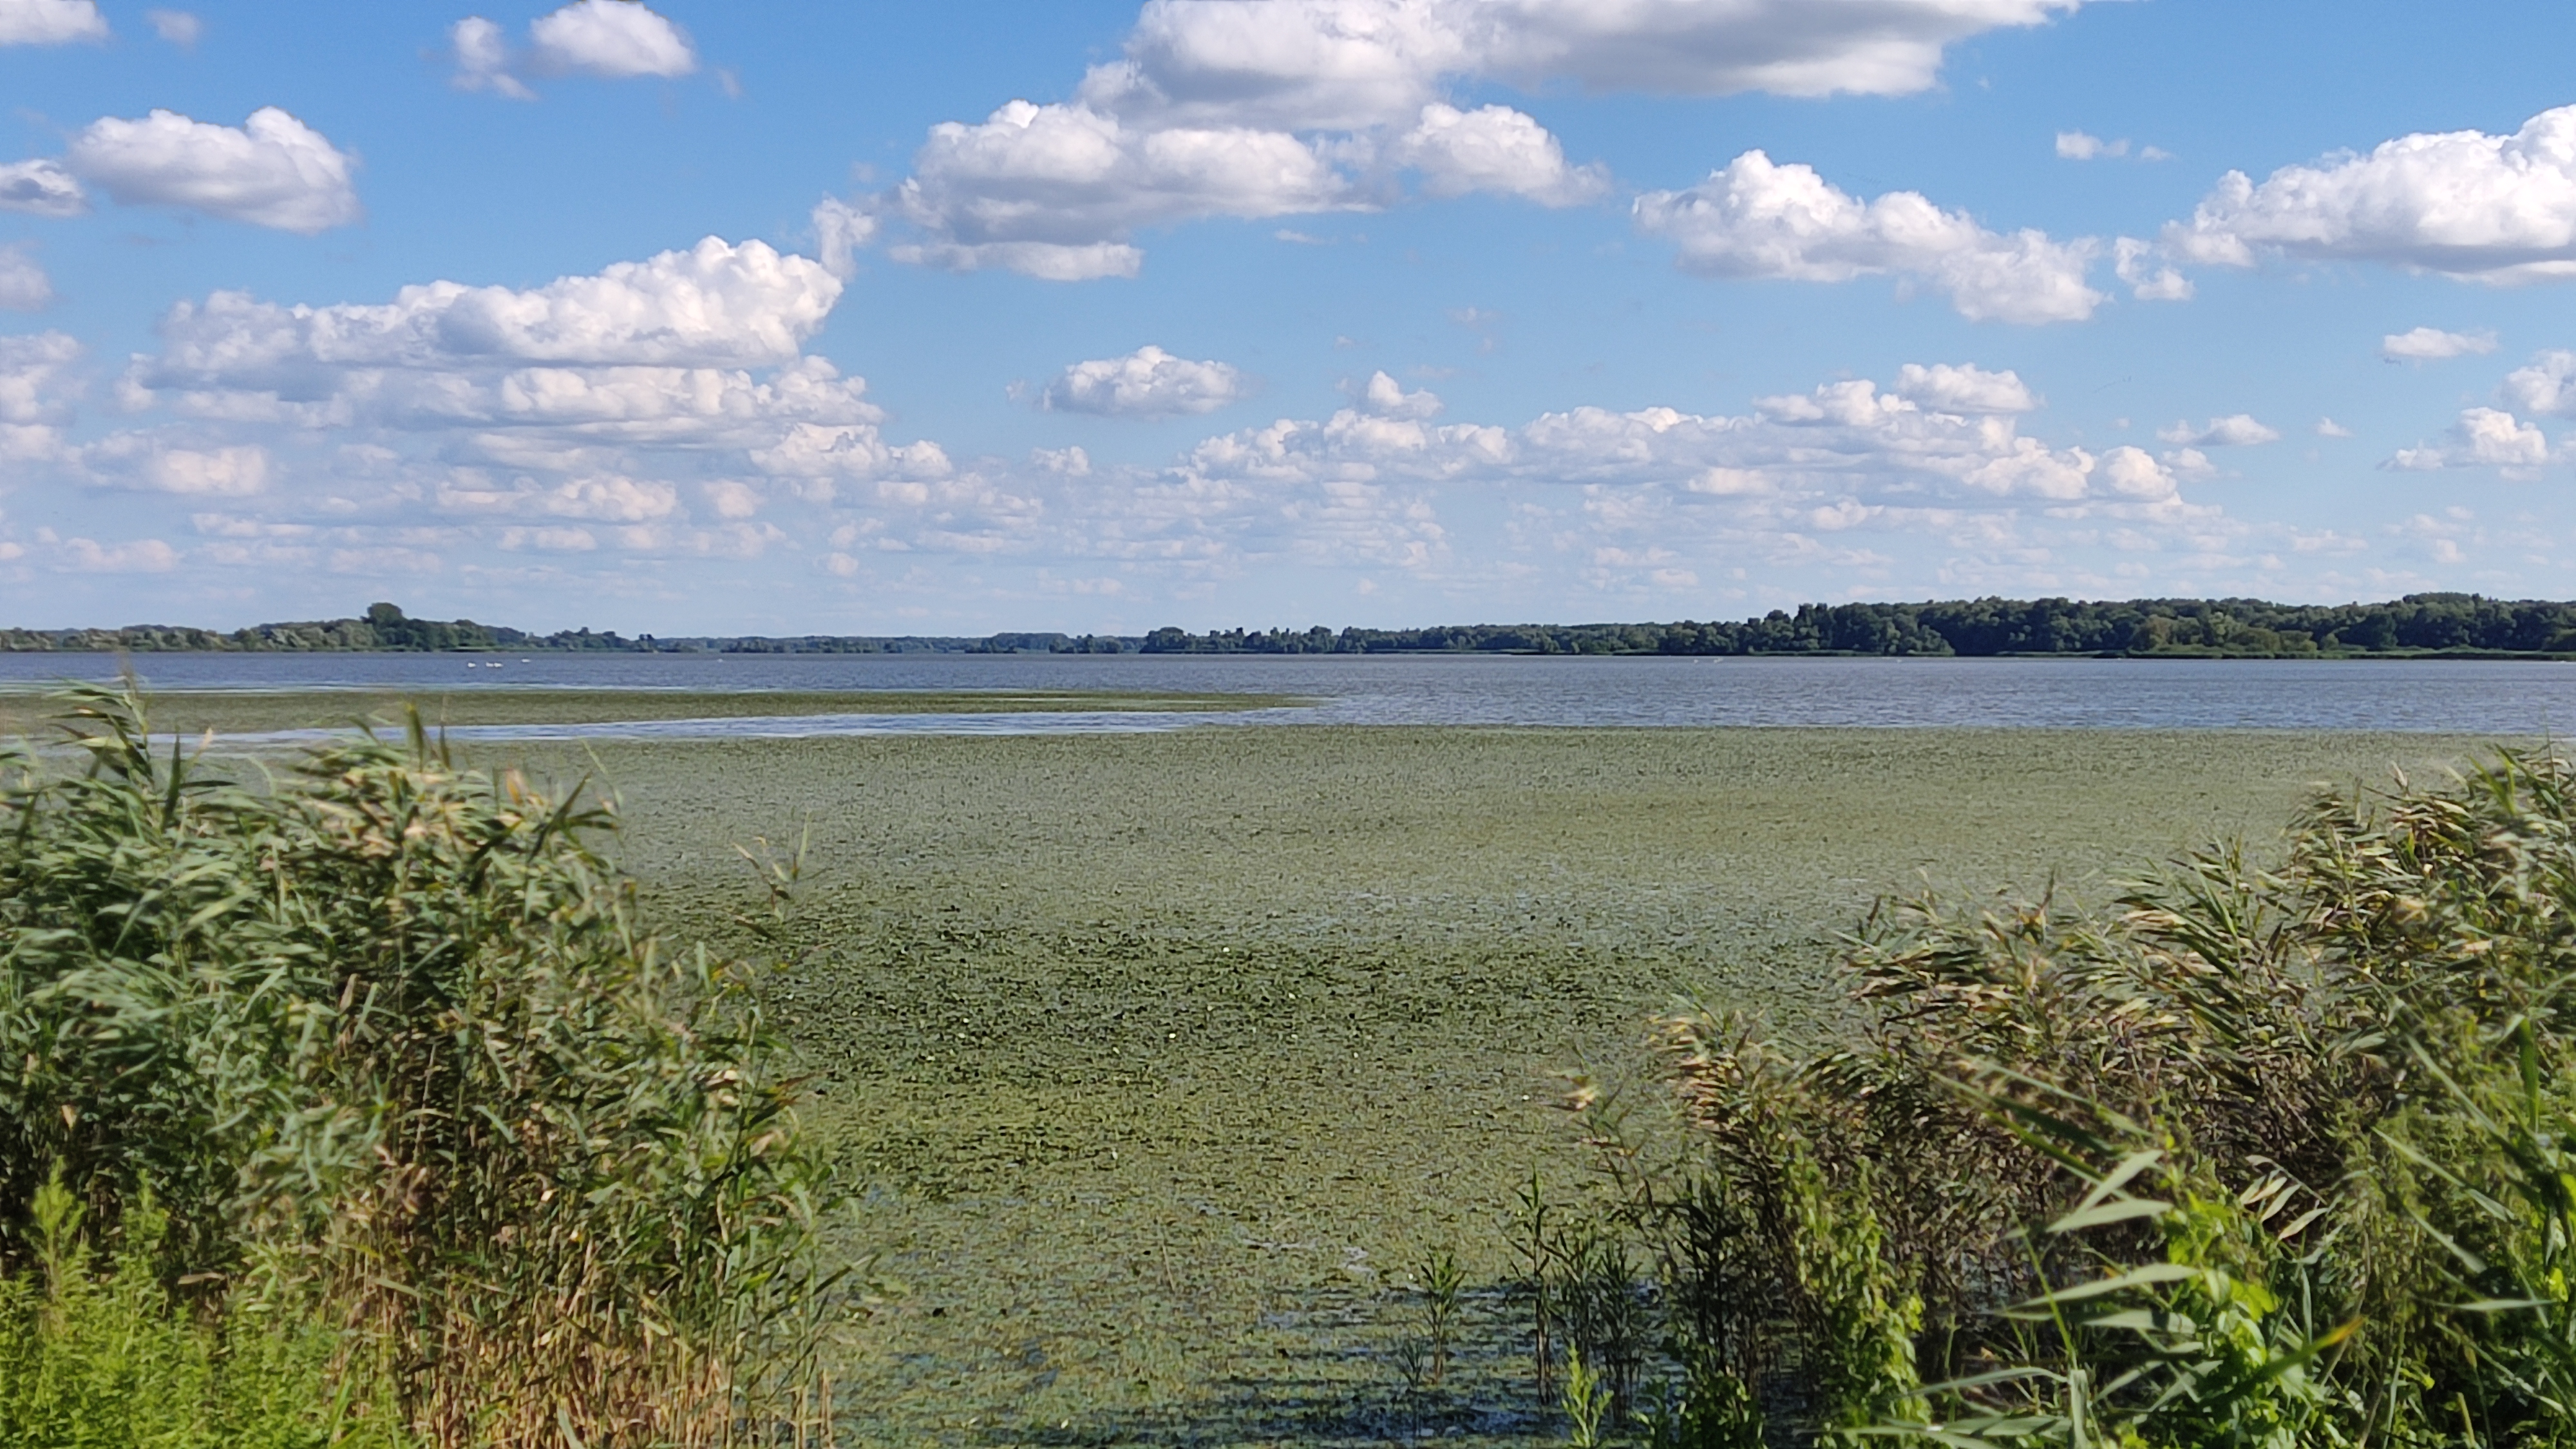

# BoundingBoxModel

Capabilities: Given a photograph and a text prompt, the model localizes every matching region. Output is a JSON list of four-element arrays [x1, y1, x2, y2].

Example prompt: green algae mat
[[453, 727, 2515, 1443]]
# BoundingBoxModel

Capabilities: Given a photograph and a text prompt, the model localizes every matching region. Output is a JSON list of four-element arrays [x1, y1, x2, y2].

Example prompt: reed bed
[[1557, 750, 2576, 1445], [0, 685, 842, 1446]]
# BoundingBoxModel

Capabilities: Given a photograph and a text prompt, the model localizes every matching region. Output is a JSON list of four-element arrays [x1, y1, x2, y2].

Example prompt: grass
[[452, 724, 2502, 1446], [0, 688, 1303, 740]]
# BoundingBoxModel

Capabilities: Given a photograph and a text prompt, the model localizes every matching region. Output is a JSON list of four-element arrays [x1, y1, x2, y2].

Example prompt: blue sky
[[6, 0, 2576, 634]]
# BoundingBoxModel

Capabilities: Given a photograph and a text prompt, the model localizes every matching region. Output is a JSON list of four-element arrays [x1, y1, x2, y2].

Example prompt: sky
[[8, 1, 2576, 634]]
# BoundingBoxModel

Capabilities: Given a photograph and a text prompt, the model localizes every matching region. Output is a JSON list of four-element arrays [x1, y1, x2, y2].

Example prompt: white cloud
[[2156, 414, 2280, 447], [1631, 150, 2104, 324], [57, 537, 180, 573], [702, 479, 762, 519], [1100, 0, 2088, 126], [142, 236, 840, 382], [0, 246, 50, 310], [1388, 102, 1607, 205], [2112, 236, 2192, 301], [84, 240, 960, 556], [811, 196, 878, 278], [0, 332, 79, 424], [1041, 345, 1250, 417], [499, 526, 597, 552], [2382, 326, 2497, 361], [1889, 363, 2036, 413], [0, 159, 85, 217], [1353, 370, 1443, 419], [144, 8, 198, 47], [528, 0, 696, 78], [888, 99, 1352, 280], [2387, 408, 2551, 471], [2168, 104, 2576, 283], [0, 331, 78, 462], [1177, 364, 2189, 516], [0, 0, 104, 45], [450, 17, 533, 99], [537, 475, 676, 520], [82, 435, 273, 495], [2503, 352, 2576, 416], [2056, 131, 2125, 160], [871, 0, 2087, 278], [2316, 417, 2353, 438], [66, 108, 359, 233]]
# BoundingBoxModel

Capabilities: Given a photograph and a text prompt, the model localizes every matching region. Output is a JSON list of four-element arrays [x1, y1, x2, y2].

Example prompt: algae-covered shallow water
[[0, 687, 1303, 743], [470, 724, 2500, 1447]]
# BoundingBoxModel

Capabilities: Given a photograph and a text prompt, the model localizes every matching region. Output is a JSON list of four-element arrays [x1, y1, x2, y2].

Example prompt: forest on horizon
[[11, 592, 2576, 659]]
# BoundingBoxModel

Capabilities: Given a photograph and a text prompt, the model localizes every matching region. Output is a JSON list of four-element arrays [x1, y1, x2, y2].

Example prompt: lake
[[2, 651, 2571, 735]]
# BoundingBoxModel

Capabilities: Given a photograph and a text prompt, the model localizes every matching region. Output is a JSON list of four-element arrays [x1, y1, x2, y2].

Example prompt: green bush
[[0, 687, 840, 1446]]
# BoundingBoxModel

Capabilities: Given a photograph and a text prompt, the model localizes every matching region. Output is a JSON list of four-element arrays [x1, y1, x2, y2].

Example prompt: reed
[[1563, 748, 2576, 1445], [0, 685, 842, 1446]]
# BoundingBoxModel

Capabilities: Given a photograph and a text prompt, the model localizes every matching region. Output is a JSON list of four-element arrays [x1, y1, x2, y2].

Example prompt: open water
[[1, 652, 2570, 738]]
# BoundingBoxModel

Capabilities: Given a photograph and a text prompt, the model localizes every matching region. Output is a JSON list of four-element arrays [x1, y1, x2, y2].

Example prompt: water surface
[[2, 652, 2568, 735]]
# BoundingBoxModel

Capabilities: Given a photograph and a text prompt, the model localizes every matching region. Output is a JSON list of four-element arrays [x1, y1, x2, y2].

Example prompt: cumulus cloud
[[2502, 352, 2576, 416], [0, 0, 104, 45], [1098, 0, 2088, 127], [451, 3, 694, 97], [811, 196, 878, 278], [142, 236, 840, 385], [870, 0, 2087, 278], [449, 17, 533, 98], [1041, 345, 1251, 417], [2157, 414, 2280, 447], [1388, 102, 1607, 205], [144, 8, 198, 47], [1631, 150, 2104, 323], [0, 160, 85, 218], [1352, 370, 1442, 419], [888, 99, 1351, 280], [2112, 236, 2192, 301], [0, 331, 79, 462], [2382, 326, 2497, 361], [86, 238, 960, 561], [1176, 363, 2190, 516], [56, 536, 180, 573], [0, 246, 50, 310], [1889, 363, 2036, 413], [66, 108, 359, 233], [1093, 359, 2232, 591], [0, 332, 79, 424], [80, 433, 273, 496], [2316, 417, 2354, 438], [2387, 408, 2552, 471], [2167, 105, 2576, 283], [527, 0, 696, 78]]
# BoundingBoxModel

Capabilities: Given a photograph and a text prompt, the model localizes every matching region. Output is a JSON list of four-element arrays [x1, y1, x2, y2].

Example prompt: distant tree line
[[1137, 594, 2576, 658], [14, 592, 2576, 658], [0, 602, 655, 654]]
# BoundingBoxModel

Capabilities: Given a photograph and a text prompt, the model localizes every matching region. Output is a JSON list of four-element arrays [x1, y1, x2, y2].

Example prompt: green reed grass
[[1559, 749, 2576, 1446], [0, 685, 844, 1447]]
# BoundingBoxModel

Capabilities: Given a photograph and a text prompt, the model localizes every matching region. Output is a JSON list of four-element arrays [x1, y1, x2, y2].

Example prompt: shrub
[[0, 686, 840, 1446]]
